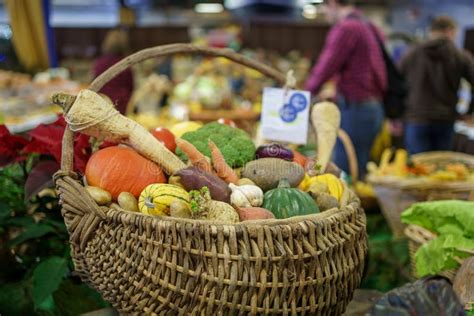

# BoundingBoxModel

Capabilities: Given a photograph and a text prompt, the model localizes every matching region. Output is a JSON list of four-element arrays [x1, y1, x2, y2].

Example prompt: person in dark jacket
[[93, 29, 134, 114], [400, 16, 474, 154]]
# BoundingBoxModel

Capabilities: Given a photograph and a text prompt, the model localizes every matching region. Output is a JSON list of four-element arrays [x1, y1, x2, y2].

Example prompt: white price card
[[260, 87, 310, 144]]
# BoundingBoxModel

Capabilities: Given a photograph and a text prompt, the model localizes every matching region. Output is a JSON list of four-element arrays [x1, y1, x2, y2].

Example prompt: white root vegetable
[[311, 102, 341, 173], [54, 89, 186, 175]]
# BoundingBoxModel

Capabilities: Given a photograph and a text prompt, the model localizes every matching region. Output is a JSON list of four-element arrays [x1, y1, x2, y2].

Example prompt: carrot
[[176, 138, 214, 173], [208, 140, 239, 184]]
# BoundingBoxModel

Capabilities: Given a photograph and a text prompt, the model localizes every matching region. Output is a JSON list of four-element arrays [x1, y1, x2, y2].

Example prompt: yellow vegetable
[[355, 181, 375, 197], [393, 149, 408, 177], [379, 148, 393, 174], [138, 184, 190, 216], [429, 170, 458, 181], [298, 174, 313, 191], [313, 174, 344, 201], [169, 121, 202, 138]]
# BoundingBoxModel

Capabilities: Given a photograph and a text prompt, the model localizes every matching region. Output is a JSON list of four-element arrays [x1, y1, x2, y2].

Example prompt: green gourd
[[263, 179, 319, 219]]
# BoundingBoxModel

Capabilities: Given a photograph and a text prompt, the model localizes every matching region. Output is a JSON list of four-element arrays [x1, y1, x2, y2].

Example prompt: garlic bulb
[[229, 183, 263, 208]]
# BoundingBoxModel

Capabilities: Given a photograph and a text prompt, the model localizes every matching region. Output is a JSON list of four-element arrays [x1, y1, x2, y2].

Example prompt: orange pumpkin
[[85, 146, 166, 199]]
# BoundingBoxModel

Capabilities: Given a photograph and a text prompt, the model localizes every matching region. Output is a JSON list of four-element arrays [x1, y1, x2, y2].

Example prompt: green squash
[[262, 179, 319, 219]]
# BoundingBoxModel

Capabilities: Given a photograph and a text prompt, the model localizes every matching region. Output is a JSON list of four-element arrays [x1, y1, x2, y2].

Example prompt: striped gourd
[[138, 184, 189, 216]]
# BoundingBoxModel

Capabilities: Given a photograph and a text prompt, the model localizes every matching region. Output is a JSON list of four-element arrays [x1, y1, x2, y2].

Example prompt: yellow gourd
[[138, 184, 190, 216], [313, 174, 344, 201], [393, 149, 408, 177], [298, 174, 312, 191]]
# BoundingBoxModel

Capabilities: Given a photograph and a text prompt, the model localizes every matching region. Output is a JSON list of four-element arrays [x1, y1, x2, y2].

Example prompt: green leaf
[[0, 281, 35, 315], [402, 200, 474, 237], [4, 216, 34, 227], [32, 256, 69, 310], [415, 234, 474, 277], [6, 223, 56, 248], [36, 294, 55, 312], [53, 279, 109, 315], [0, 201, 12, 224]]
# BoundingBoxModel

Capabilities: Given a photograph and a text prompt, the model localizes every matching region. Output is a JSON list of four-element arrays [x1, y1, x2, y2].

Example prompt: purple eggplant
[[256, 144, 294, 161]]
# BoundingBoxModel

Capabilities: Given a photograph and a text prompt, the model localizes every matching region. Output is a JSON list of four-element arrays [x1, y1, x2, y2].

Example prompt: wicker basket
[[53, 44, 367, 315], [368, 152, 474, 239]]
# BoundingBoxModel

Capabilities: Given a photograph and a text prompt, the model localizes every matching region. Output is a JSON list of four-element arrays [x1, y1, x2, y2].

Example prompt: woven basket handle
[[337, 129, 358, 182], [89, 43, 286, 93]]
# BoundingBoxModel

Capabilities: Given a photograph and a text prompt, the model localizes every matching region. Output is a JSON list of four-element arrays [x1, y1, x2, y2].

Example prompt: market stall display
[[52, 44, 367, 315], [367, 151, 474, 238], [0, 69, 82, 133]]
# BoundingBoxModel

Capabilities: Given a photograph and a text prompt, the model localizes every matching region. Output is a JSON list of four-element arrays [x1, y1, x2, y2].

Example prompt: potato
[[237, 207, 275, 221], [237, 178, 256, 186], [170, 200, 192, 218], [117, 192, 138, 212], [86, 186, 112, 205], [176, 166, 231, 203], [310, 191, 339, 211], [241, 158, 305, 191]]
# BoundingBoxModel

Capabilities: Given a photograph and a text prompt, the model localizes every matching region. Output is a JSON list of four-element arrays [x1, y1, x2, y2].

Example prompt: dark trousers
[[404, 122, 454, 155], [333, 97, 384, 180]]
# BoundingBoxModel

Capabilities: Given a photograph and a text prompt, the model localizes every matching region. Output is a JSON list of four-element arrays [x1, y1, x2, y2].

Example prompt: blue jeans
[[405, 122, 454, 155], [333, 97, 384, 180]]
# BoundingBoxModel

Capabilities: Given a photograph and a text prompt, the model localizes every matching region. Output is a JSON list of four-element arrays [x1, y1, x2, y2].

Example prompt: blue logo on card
[[279, 104, 298, 122], [289, 93, 307, 112]]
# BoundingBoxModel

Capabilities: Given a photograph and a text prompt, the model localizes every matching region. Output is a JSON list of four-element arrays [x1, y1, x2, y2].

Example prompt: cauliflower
[[177, 122, 256, 168]]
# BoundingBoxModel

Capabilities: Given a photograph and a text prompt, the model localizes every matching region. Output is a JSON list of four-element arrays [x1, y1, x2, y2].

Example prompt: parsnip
[[53, 89, 186, 175], [311, 102, 341, 173]]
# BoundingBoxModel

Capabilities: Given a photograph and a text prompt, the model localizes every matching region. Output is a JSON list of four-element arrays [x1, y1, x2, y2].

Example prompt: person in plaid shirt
[[305, 0, 387, 178]]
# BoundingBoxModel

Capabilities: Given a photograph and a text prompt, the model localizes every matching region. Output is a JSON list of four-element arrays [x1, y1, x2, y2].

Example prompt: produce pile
[[368, 149, 474, 181], [65, 90, 347, 224]]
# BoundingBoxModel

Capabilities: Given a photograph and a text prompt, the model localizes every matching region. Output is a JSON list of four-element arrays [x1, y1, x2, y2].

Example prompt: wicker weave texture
[[56, 174, 367, 314], [54, 44, 368, 315]]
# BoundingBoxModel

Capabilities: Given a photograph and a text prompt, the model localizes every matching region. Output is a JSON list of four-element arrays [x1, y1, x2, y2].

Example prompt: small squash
[[138, 184, 189, 216], [313, 174, 344, 201], [85, 146, 166, 199], [262, 179, 319, 219]]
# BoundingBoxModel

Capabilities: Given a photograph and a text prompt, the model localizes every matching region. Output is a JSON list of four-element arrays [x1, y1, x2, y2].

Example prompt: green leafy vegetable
[[402, 200, 474, 277]]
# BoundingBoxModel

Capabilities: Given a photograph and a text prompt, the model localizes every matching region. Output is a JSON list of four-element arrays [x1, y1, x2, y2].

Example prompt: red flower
[[0, 125, 29, 167], [22, 116, 91, 173]]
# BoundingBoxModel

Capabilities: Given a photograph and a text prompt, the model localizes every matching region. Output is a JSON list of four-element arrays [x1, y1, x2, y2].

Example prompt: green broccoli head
[[177, 122, 255, 168]]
